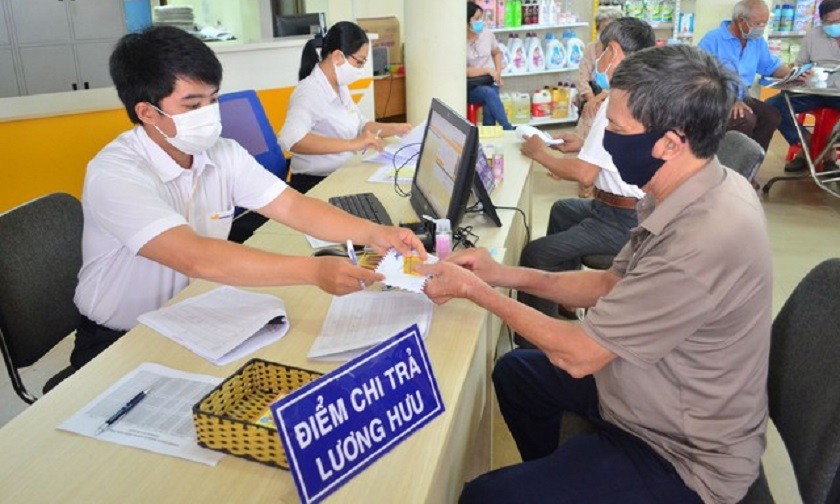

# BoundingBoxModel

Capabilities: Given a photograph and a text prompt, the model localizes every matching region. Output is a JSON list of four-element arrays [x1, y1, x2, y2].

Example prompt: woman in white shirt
[[279, 22, 411, 193], [467, 2, 513, 130]]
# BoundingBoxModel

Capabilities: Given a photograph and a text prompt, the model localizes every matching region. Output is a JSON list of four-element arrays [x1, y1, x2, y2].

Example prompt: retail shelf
[[768, 31, 807, 38], [502, 66, 580, 78], [676, 32, 694, 39], [491, 22, 589, 34], [512, 115, 579, 127]]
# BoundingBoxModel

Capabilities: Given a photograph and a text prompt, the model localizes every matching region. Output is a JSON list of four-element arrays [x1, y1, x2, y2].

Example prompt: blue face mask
[[593, 47, 613, 91], [471, 20, 484, 34], [823, 23, 840, 38], [602, 129, 667, 188]]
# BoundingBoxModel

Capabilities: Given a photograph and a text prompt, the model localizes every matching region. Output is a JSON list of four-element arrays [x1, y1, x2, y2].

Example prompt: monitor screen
[[410, 99, 479, 229], [274, 12, 325, 38]]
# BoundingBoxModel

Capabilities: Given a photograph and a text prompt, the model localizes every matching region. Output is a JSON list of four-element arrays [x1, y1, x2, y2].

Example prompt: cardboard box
[[357, 16, 402, 64]]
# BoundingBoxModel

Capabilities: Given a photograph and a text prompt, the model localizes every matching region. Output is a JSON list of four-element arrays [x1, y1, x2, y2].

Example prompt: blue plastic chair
[[218, 90, 287, 181]]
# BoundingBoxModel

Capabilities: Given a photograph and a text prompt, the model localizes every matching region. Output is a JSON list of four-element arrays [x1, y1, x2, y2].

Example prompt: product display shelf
[[491, 21, 589, 34], [592, 0, 692, 41], [502, 66, 580, 78], [769, 31, 807, 38]]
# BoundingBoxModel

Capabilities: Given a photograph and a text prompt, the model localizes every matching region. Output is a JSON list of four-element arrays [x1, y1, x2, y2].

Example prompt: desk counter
[[0, 133, 533, 503]]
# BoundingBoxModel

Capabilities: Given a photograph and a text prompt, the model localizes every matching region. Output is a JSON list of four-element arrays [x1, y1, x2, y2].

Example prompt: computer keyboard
[[328, 192, 393, 226]]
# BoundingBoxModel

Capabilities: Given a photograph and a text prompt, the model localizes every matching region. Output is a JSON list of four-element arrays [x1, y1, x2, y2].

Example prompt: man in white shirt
[[517, 18, 653, 331], [70, 26, 424, 369]]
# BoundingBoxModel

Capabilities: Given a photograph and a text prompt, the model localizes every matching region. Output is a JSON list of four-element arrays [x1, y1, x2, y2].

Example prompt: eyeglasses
[[345, 53, 367, 67]]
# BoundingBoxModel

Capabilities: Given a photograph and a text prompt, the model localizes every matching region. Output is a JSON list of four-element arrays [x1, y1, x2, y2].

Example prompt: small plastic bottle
[[435, 219, 452, 260], [493, 152, 505, 183]]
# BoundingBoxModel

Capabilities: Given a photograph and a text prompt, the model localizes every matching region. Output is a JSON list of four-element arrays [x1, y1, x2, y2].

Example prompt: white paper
[[363, 122, 426, 169], [58, 363, 224, 466], [305, 234, 339, 249], [308, 290, 434, 361], [366, 163, 416, 184], [137, 286, 289, 365], [375, 249, 438, 294]]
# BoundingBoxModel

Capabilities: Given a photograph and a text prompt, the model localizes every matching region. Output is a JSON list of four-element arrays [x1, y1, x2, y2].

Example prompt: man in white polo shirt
[[70, 26, 424, 370], [517, 17, 653, 335]]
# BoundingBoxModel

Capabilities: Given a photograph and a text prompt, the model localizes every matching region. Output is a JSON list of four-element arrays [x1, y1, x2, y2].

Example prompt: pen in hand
[[361, 128, 382, 156], [346, 239, 366, 289], [95, 388, 151, 435]]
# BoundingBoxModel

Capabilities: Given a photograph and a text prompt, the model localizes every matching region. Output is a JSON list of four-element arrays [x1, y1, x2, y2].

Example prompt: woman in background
[[575, 8, 621, 140], [279, 21, 411, 193], [467, 2, 513, 130]]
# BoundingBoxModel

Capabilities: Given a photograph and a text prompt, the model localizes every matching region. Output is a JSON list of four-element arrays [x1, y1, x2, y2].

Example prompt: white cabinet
[[4, 0, 126, 96], [9, 0, 71, 45], [0, 47, 19, 97], [75, 41, 117, 89], [71, 0, 126, 41], [0, 1, 10, 45], [19, 44, 77, 94]]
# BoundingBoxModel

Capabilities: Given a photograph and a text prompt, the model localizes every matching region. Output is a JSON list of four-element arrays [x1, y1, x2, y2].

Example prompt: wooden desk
[[374, 74, 406, 120], [0, 133, 533, 503]]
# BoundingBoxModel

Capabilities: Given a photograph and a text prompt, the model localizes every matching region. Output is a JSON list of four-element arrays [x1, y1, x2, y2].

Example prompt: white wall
[[404, 0, 464, 123]]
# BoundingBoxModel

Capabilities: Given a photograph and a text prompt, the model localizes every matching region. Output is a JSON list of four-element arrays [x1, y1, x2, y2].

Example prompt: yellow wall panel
[[0, 109, 132, 212]]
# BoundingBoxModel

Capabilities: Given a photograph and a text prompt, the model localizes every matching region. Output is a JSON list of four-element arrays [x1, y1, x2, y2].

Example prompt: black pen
[[95, 388, 151, 435]]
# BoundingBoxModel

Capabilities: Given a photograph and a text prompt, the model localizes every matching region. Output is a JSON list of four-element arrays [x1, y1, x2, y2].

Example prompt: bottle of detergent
[[544, 32, 567, 70], [527, 32, 546, 72], [531, 88, 552, 118], [563, 30, 585, 68], [503, 0, 514, 28], [512, 0, 523, 26], [508, 34, 528, 74], [498, 37, 512, 74]]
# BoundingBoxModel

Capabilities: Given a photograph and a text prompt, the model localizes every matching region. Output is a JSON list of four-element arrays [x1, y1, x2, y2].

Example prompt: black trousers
[[70, 316, 127, 369], [728, 97, 782, 152], [289, 173, 326, 194]]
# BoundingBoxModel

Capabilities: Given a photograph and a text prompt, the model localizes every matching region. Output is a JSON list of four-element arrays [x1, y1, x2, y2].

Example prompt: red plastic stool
[[467, 103, 483, 125], [785, 107, 840, 169]]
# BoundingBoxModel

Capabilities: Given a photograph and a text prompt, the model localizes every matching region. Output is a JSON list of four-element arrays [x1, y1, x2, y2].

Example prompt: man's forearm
[[535, 151, 600, 185], [492, 265, 617, 309]]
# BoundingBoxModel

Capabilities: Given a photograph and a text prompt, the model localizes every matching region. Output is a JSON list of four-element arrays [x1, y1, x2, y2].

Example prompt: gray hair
[[595, 9, 623, 25], [599, 17, 655, 54], [610, 45, 739, 159], [733, 0, 767, 20]]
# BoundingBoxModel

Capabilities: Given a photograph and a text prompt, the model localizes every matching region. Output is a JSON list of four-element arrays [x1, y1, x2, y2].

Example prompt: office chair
[[559, 258, 840, 503], [218, 89, 287, 180], [218, 90, 288, 243], [0, 193, 82, 404], [718, 130, 766, 183]]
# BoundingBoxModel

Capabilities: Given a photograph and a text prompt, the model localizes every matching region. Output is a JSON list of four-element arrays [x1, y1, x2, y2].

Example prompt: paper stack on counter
[[308, 290, 434, 361], [138, 286, 289, 365]]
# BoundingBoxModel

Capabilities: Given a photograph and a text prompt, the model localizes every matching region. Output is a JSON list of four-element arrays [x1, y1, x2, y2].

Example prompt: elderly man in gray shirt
[[420, 45, 771, 504], [768, 0, 840, 172]]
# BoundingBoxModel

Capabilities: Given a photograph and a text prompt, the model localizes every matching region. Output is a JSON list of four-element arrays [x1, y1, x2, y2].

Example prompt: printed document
[[138, 286, 289, 365], [308, 290, 434, 361], [58, 363, 224, 466], [363, 122, 426, 172]]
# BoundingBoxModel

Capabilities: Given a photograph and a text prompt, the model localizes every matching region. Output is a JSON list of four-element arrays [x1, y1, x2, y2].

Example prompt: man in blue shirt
[[699, 0, 792, 154]]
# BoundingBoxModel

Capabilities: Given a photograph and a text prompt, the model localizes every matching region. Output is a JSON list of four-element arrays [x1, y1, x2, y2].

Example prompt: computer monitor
[[410, 99, 480, 230], [274, 12, 326, 38]]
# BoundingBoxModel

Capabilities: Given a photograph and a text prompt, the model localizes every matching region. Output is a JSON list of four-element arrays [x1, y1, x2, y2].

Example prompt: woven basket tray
[[192, 358, 322, 469]]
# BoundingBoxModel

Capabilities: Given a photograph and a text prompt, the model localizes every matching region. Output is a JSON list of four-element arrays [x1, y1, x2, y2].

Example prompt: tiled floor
[[2, 131, 836, 502]]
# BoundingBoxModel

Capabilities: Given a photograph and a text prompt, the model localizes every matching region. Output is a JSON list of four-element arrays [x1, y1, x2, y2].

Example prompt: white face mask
[[334, 55, 366, 86], [151, 102, 222, 155]]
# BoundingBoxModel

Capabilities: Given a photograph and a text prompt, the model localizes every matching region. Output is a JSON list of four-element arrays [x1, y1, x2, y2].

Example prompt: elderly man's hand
[[417, 260, 487, 305], [520, 134, 548, 159]]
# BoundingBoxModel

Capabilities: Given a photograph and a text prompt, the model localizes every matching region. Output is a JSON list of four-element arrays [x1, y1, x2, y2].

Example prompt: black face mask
[[602, 129, 667, 188]]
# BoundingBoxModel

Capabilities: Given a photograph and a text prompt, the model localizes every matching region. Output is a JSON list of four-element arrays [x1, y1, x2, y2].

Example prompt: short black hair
[[820, 0, 840, 19], [610, 45, 739, 159], [109, 26, 222, 124], [468, 1, 483, 22]]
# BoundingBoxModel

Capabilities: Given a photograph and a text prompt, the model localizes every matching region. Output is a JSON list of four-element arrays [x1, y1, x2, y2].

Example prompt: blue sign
[[271, 324, 445, 504]]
